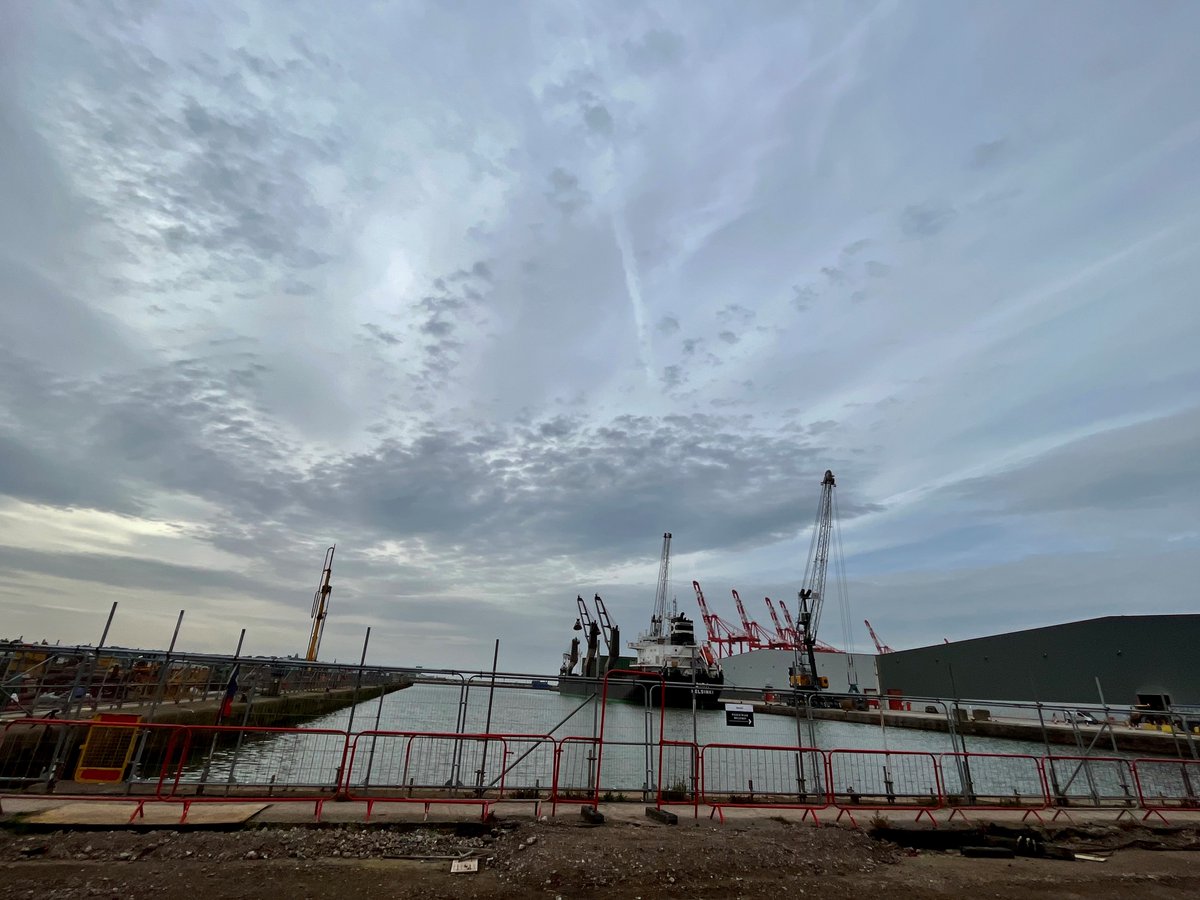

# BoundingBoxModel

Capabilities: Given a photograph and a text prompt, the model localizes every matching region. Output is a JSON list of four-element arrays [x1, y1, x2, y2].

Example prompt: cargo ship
[[556, 534, 724, 710]]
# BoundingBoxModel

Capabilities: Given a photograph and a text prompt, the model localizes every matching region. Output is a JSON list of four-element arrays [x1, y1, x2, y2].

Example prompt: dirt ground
[[2, 817, 1199, 899]]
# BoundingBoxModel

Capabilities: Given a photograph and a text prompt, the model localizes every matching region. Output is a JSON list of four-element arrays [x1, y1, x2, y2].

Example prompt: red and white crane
[[731, 589, 778, 649], [864, 619, 893, 654], [763, 597, 792, 646], [692, 580, 750, 659]]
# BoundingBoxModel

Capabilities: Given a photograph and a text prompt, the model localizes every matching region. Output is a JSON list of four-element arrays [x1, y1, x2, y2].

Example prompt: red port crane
[[864, 619, 893, 654], [779, 598, 844, 654], [763, 597, 791, 646], [730, 589, 775, 649], [692, 580, 750, 659]]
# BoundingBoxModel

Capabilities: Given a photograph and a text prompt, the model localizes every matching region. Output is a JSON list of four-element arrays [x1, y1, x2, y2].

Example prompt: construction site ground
[[2, 799, 1199, 899]]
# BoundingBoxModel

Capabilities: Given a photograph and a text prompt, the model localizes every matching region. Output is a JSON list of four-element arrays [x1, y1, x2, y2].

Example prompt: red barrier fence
[[699, 743, 828, 824], [4, 717, 1200, 826], [938, 752, 1050, 822], [827, 749, 943, 826], [1131, 758, 1200, 823]]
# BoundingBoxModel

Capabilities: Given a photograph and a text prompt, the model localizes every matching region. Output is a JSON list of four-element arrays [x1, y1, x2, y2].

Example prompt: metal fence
[[5, 643, 1200, 825]]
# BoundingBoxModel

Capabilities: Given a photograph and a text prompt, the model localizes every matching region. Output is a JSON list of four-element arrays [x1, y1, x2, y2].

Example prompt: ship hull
[[558, 671, 724, 710]]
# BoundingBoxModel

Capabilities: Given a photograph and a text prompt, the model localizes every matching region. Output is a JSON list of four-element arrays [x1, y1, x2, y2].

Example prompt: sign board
[[450, 858, 479, 874], [725, 703, 754, 727]]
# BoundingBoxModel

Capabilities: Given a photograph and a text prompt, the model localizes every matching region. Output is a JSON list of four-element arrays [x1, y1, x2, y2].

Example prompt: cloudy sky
[[1, 1, 1197, 671]]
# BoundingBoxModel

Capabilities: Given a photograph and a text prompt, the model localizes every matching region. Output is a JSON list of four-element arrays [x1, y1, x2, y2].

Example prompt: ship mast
[[650, 532, 672, 638]]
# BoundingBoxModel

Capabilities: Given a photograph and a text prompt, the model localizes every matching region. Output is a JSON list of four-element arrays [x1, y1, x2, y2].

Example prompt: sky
[[1, 1, 1197, 673]]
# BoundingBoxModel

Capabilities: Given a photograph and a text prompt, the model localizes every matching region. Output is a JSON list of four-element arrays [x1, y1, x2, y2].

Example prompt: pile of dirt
[[2, 817, 1199, 899]]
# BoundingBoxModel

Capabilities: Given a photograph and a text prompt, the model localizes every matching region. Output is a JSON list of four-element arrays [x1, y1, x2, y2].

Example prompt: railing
[[6, 683, 1200, 827]]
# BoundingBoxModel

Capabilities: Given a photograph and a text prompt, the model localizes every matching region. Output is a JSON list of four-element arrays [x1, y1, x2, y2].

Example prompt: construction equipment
[[305, 546, 335, 662], [732, 590, 786, 649], [692, 580, 750, 659], [864, 619, 894, 654], [789, 470, 851, 703], [649, 533, 674, 639], [764, 597, 801, 648]]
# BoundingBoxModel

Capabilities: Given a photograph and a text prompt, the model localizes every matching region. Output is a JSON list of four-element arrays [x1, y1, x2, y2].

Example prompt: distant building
[[876, 615, 1200, 708]]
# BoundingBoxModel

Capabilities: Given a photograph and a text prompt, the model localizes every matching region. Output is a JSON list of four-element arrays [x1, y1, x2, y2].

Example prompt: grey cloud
[[584, 104, 614, 136], [952, 407, 1200, 518], [792, 285, 817, 312], [657, 315, 680, 335], [900, 202, 956, 238], [546, 168, 589, 216], [624, 29, 685, 74], [716, 304, 755, 326], [864, 261, 891, 278], [717, 331, 740, 345], [971, 138, 1007, 168], [363, 323, 402, 346]]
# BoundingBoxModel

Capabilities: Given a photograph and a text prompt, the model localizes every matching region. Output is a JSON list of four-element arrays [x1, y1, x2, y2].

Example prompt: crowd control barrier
[[1131, 757, 1200, 823], [6, 716, 1200, 828], [827, 749, 943, 826], [938, 752, 1050, 822], [1042, 755, 1139, 822], [699, 743, 829, 824]]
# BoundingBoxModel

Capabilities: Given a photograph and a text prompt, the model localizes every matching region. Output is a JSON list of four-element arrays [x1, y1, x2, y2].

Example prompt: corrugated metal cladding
[[876, 615, 1200, 706], [719, 649, 879, 693]]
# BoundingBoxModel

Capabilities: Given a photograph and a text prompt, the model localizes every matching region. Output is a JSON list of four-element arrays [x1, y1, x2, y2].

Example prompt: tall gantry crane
[[305, 546, 336, 662]]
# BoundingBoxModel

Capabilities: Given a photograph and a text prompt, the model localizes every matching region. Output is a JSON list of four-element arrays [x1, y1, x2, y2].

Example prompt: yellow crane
[[305, 546, 335, 661]]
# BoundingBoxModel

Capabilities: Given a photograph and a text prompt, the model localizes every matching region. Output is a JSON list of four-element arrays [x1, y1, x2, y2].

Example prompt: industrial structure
[[305, 546, 336, 662], [876, 615, 1200, 708]]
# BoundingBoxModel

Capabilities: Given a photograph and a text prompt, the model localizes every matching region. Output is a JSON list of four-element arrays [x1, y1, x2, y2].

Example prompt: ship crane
[[864, 619, 893, 654], [305, 546, 335, 662], [692, 580, 748, 659]]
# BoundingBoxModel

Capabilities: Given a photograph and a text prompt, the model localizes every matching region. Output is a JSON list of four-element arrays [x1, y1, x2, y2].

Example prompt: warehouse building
[[876, 615, 1200, 708]]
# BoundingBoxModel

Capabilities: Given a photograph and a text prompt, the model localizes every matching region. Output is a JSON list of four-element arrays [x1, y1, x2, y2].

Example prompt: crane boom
[[692, 580, 747, 659], [864, 619, 893, 654], [305, 546, 335, 662], [650, 532, 673, 638], [778, 599, 799, 643], [764, 597, 789, 645], [791, 470, 838, 694], [730, 589, 757, 647], [593, 593, 615, 655]]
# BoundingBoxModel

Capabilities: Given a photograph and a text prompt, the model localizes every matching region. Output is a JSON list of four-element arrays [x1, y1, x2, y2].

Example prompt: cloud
[[0, 1, 1197, 671]]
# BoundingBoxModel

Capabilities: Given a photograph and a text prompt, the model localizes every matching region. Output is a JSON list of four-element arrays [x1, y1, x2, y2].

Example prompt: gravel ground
[[1, 818, 1198, 899]]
